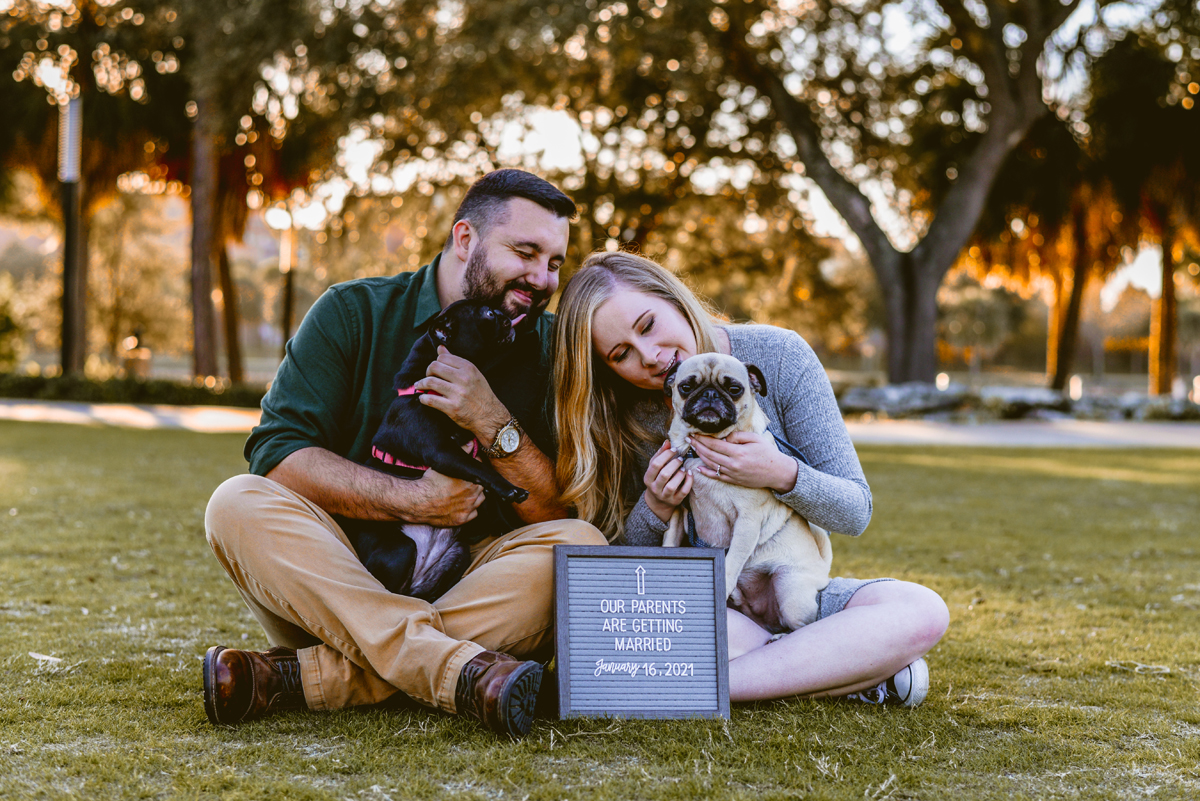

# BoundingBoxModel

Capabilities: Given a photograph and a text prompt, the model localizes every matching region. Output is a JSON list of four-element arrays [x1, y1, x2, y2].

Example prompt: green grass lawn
[[1, 420, 1198, 800]]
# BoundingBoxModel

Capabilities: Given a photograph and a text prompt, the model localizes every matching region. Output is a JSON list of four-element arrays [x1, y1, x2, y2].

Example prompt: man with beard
[[201, 170, 607, 739]]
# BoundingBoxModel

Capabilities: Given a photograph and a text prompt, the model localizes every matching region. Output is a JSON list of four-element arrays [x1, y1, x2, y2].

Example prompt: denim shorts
[[815, 577, 896, 620]]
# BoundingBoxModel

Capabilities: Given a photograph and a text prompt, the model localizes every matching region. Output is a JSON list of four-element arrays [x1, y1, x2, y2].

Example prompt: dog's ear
[[663, 360, 681, 396], [745, 363, 768, 396]]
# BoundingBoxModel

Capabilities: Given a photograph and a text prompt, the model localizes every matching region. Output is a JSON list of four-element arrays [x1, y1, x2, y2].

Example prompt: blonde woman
[[554, 251, 949, 705]]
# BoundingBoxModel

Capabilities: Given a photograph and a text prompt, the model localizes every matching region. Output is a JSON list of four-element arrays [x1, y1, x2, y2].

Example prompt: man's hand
[[415, 345, 509, 441], [406, 468, 485, 527], [410, 347, 565, 525], [643, 441, 693, 523]]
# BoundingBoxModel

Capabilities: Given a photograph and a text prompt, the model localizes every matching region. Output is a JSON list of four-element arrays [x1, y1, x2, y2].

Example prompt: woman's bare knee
[[846, 579, 949, 655], [897, 583, 949, 654]]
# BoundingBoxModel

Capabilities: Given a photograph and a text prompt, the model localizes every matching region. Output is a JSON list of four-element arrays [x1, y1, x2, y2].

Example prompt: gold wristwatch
[[482, 417, 522, 459]]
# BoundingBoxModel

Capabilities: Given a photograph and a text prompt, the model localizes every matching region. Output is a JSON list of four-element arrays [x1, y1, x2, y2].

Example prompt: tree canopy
[[5, 0, 1198, 387], [277, 0, 1129, 382]]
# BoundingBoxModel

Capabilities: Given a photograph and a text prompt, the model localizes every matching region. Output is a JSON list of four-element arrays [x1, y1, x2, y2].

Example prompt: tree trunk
[[882, 252, 912, 382], [1046, 271, 1064, 383], [189, 94, 220, 378], [880, 253, 943, 384], [216, 241, 244, 384], [1051, 211, 1093, 391], [1150, 234, 1177, 396], [907, 261, 943, 383], [1051, 270, 1090, 392]]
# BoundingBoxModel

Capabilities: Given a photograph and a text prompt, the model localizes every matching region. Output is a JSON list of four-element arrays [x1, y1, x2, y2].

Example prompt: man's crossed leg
[[202, 474, 606, 737]]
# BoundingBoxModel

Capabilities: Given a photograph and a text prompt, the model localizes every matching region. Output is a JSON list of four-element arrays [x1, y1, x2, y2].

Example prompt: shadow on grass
[[1, 423, 1198, 799]]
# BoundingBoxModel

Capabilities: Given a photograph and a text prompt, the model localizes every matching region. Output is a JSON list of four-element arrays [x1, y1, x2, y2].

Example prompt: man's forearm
[[266, 447, 416, 521], [471, 406, 566, 523], [490, 438, 568, 523]]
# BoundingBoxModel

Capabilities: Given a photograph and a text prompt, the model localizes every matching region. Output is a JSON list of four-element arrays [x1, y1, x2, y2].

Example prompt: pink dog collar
[[372, 385, 480, 470]]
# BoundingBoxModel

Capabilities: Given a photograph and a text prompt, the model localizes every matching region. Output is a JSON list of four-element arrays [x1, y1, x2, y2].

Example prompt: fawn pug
[[662, 353, 832, 631]]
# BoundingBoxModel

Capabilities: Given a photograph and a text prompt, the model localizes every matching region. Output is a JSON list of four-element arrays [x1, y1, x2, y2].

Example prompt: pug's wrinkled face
[[664, 354, 767, 436]]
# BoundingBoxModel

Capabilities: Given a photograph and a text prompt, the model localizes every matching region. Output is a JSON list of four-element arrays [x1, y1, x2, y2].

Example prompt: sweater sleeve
[[622, 491, 670, 545], [755, 329, 873, 537]]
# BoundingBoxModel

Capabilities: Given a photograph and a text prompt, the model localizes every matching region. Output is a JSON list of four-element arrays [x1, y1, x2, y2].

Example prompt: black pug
[[338, 298, 529, 601]]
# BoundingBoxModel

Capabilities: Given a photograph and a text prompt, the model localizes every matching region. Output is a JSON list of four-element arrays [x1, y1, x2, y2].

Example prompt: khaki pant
[[204, 474, 606, 713]]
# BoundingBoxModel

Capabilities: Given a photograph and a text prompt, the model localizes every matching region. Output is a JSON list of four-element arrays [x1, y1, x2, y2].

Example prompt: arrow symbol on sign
[[635, 565, 646, 595]]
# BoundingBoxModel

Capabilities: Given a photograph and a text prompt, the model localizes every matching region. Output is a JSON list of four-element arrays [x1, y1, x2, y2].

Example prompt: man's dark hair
[[445, 169, 577, 250]]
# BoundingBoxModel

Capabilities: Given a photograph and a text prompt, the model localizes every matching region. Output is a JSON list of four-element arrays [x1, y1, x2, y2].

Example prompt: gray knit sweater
[[622, 324, 872, 545]]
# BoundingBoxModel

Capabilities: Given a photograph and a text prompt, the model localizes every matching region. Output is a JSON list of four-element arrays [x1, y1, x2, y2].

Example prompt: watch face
[[499, 427, 520, 453]]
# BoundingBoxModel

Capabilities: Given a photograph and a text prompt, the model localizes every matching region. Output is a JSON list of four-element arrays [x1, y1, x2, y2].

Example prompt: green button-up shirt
[[245, 254, 556, 534]]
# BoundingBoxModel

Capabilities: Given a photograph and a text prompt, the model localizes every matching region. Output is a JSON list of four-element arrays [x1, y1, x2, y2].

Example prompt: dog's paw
[[499, 486, 530, 505]]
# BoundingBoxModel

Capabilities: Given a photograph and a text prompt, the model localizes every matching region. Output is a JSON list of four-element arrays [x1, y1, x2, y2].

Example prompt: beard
[[461, 245, 550, 324]]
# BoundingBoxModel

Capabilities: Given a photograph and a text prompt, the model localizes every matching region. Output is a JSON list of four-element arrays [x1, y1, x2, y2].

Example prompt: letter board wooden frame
[[554, 545, 730, 719]]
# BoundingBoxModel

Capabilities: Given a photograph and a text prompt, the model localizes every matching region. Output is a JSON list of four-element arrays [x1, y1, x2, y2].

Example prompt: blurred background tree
[[928, 0, 1200, 394], [163, 0, 339, 380], [286, 0, 885, 351], [294, 0, 1141, 383], [961, 117, 1134, 391], [1, 0, 190, 371], [88, 191, 190, 360], [935, 269, 1028, 376], [1087, 22, 1200, 395], [2, 0, 351, 381], [2, 0, 1198, 392], [0, 272, 25, 371]]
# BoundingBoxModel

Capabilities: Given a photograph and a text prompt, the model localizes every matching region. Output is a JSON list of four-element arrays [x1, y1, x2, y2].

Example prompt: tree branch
[[944, 0, 1012, 110], [916, 0, 1084, 277], [913, 120, 1021, 276], [718, 14, 898, 280]]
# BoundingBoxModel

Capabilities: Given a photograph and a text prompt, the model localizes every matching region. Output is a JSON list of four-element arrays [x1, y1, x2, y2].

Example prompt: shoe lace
[[278, 656, 303, 696], [848, 681, 888, 705], [455, 659, 486, 719]]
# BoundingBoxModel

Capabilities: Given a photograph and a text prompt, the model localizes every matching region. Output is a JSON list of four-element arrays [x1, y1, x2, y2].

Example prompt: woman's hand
[[642, 441, 693, 523], [690, 431, 798, 493]]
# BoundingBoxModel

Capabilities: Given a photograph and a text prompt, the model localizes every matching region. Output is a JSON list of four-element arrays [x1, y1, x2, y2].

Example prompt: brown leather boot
[[203, 645, 306, 725], [454, 651, 543, 738]]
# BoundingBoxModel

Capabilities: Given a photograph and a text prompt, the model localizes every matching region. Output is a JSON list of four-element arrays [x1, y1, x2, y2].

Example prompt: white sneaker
[[848, 657, 929, 707]]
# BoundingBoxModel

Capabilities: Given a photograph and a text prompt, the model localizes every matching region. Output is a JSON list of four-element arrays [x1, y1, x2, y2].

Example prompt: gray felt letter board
[[554, 545, 730, 719]]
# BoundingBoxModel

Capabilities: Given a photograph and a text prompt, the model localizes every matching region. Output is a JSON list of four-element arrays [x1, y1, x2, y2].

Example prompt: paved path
[[0, 399, 261, 434], [844, 418, 1200, 448], [3, 398, 1199, 447]]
